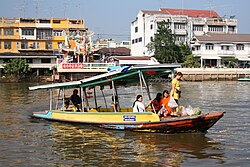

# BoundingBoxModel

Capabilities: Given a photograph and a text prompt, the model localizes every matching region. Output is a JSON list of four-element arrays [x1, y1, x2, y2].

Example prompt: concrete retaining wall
[[176, 68, 250, 81]]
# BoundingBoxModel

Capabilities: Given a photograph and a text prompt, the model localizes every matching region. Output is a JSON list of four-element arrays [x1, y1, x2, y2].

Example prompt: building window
[[53, 20, 61, 24], [16, 42, 20, 49], [132, 39, 134, 44], [135, 38, 138, 43], [4, 41, 11, 49], [37, 29, 52, 40], [21, 42, 28, 49], [150, 36, 153, 42], [32, 42, 40, 49], [221, 45, 230, 50], [4, 28, 14, 35], [53, 30, 63, 36], [58, 42, 64, 49], [194, 45, 201, 50], [236, 44, 244, 50], [193, 25, 203, 31], [25, 58, 33, 63], [135, 26, 138, 33], [208, 26, 223, 32], [176, 35, 186, 42], [41, 58, 51, 63], [205, 44, 214, 50], [150, 24, 153, 29], [46, 42, 52, 49], [174, 23, 186, 30], [122, 41, 129, 45], [139, 37, 142, 42], [22, 28, 34, 36], [228, 26, 235, 33]]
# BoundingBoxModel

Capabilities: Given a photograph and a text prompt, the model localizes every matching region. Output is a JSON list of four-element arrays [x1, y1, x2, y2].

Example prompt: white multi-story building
[[131, 8, 237, 56], [191, 33, 250, 67]]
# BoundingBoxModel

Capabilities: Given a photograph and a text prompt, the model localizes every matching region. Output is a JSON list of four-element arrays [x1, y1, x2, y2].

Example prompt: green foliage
[[182, 55, 200, 68], [223, 57, 239, 67], [146, 20, 190, 63], [3, 58, 30, 80], [44, 70, 52, 76]]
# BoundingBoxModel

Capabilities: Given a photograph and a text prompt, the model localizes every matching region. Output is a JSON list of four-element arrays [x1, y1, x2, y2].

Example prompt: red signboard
[[62, 63, 84, 69]]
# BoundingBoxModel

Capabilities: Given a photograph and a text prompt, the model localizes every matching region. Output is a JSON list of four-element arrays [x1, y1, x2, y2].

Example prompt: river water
[[0, 81, 249, 167]]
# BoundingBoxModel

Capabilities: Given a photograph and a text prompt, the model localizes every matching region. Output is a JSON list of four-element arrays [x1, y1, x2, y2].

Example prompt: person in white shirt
[[132, 95, 151, 112]]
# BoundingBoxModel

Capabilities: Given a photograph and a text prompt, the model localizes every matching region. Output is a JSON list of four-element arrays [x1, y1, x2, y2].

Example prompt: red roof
[[160, 8, 220, 18]]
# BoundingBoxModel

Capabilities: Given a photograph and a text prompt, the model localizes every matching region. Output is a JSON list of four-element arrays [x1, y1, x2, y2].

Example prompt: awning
[[220, 43, 233, 46], [201, 56, 221, 60], [237, 57, 250, 61]]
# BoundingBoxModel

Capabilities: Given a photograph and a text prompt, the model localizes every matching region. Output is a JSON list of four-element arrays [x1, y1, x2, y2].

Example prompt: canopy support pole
[[62, 88, 65, 111], [93, 86, 98, 110], [100, 87, 108, 111], [114, 84, 120, 112], [111, 80, 117, 112], [49, 89, 52, 111], [83, 88, 89, 111], [139, 71, 144, 97], [141, 71, 155, 113], [80, 87, 84, 112]]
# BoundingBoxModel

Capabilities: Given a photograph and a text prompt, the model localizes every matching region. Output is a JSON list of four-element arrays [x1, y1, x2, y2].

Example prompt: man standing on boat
[[70, 89, 82, 111]]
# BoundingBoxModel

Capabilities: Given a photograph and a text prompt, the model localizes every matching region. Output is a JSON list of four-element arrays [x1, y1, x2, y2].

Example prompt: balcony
[[1, 22, 19, 27], [173, 18, 187, 23], [174, 29, 187, 35], [19, 23, 36, 28], [29, 63, 55, 69], [68, 23, 85, 29], [207, 18, 226, 26], [36, 23, 52, 28], [192, 18, 206, 25], [226, 19, 237, 26], [218, 50, 235, 56]]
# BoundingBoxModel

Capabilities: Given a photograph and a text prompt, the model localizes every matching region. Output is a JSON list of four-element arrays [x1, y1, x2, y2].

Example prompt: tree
[[181, 55, 200, 68], [3, 58, 30, 80], [223, 57, 238, 68], [146, 20, 189, 64]]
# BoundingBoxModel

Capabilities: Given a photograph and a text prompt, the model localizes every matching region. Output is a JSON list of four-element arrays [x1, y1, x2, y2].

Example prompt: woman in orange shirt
[[160, 90, 172, 116]]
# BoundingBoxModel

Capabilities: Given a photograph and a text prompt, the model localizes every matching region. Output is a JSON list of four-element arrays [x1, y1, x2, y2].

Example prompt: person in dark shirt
[[70, 89, 82, 111]]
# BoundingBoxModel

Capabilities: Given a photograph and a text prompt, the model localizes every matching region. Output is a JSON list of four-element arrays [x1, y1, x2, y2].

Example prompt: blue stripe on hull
[[33, 111, 52, 119]]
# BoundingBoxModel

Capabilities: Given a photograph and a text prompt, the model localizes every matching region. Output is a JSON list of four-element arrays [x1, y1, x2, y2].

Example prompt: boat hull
[[238, 78, 250, 81], [32, 111, 225, 133]]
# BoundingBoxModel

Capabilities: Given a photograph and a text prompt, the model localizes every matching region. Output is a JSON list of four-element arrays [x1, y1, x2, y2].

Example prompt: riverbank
[[176, 68, 250, 81], [1, 68, 250, 83], [0, 75, 52, 83]]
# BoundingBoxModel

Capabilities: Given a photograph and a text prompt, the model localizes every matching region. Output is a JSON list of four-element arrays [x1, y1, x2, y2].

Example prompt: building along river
[[0, 81, 249, 166]]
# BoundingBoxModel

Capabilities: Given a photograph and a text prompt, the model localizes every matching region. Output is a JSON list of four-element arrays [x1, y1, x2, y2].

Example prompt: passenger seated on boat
[[111, 95, 118, 112], [160, 90, 172, 117], [151, 93, 163, 114], [63, 100, 77, 112], [70, 89, 82, 112], [132, 95, 151, 112]]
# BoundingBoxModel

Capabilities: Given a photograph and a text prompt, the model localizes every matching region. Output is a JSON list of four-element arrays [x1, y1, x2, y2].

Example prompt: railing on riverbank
[[176, 68, 250, 81]]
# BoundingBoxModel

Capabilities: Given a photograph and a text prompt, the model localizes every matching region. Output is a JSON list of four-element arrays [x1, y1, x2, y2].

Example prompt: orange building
[[0, 17, 87, 75]]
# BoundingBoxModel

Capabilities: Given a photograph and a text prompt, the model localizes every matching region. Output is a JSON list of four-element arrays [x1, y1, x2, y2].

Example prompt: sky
[[1, 0, 250, 41]]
